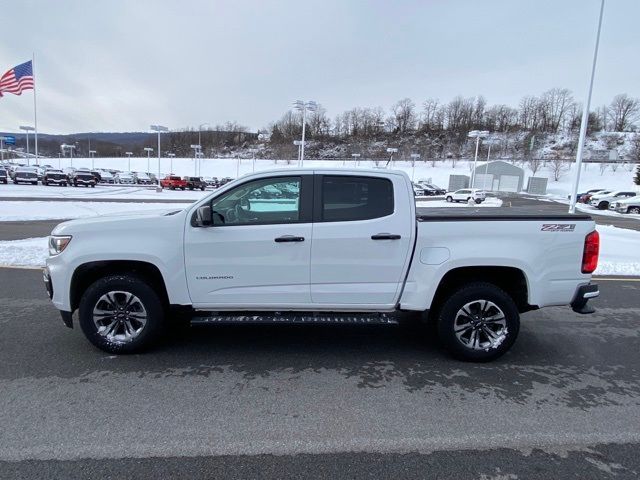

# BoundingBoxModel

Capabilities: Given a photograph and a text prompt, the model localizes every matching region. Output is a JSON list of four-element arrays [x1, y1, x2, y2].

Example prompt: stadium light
[[569, 0, 605, 214], [143, 147, 154, 173], [293, 100, 317, 166], [190, 144, 201, 176], [468, 130, 490, 187], [150, 125, 168, 187], [61, 144, 76, 168], [386, 147, 398, 167], [19, 126, 35, 164]]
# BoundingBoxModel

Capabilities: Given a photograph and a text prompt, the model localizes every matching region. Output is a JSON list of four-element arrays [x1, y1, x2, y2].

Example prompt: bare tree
[[390, 98, 417, 134], [550, 158, 569, 181], [527, 157, 543, 177], [608, 94, 640, 131]]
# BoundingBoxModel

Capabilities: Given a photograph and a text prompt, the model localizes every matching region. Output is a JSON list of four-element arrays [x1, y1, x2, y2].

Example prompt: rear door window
[[320, 176, 394, 222]]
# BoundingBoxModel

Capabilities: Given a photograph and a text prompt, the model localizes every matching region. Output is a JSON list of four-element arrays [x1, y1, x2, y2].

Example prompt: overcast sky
[[1, 0, 638, 134]]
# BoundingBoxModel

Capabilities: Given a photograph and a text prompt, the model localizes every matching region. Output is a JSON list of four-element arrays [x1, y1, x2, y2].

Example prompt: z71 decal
[[541, 224, 576, 232]]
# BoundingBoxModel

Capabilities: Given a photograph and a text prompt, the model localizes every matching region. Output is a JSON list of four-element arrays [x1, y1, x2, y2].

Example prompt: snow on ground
[[4, 157, 637, 200], [0, 183, 207, 201], [1, 225, 637, 275], [0, 201, 187, 221], [417, 197, 503, 208], [593, 225, 640, 276]]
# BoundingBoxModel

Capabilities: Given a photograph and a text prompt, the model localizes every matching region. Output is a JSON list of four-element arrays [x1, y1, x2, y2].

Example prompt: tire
[[201, 186, 205, 191], [629, 207, 640, 214], [32, 181, 37, 185], [189, 186, 194, 190], [436, 282, 520, 362], [181, 187, 185, 190], [170, 186, 175, 190], [78, 274, 166, 354], [43, 181, 48, 186], [91, 184, 95, 188], [446, 196, 453, 203], [597, 202, 608, 210], [475, 198, 482, 204]]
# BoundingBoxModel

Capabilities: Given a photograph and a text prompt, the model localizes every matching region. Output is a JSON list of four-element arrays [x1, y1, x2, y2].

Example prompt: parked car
[[203, 176, 218, 188], [72, 169, 97, 188], [418, 182, 446, 196], [90, 170, 102, 183], [589, 190, 636, 210], [135, 172, 153, 185], [160, 175, 187, 190], [44, 168, 600, 361], [581, 189, 612, 205], [445, 188, 486, 204], [413, 183, 425, 196], [569, 188, 606, 203], [0, 168, 7, 184], [13, 166, 39, 185], [219, 177, 234, 186], [611, 196, 640, 215], [184, 176, 207, 191], [63, 167, 76, 182], [43, 169, 68, 186], [116, 172, 136, 184], [99, 171, 116, 184]]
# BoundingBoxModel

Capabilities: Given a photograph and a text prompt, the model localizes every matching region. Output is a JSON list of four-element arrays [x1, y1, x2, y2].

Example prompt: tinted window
[[211, 176, 301, 225], [321, 176, 393, 222]]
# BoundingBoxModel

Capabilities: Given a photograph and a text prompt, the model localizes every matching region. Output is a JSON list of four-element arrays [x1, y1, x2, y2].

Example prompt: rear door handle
[[371, 233, 401, 240], [275, 235, 305, 243]]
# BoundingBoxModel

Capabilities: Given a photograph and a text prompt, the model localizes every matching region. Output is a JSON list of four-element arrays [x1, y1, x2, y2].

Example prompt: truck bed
[[416, 206, 592, 222]]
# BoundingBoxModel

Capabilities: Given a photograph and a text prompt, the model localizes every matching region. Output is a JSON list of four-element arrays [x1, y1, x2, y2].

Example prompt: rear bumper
[[571, 283, 599, 314]]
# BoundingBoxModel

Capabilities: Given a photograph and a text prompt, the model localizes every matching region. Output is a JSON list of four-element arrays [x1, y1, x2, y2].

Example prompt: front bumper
[[571, 283, 599, 314], [43, 266, 73, 328]]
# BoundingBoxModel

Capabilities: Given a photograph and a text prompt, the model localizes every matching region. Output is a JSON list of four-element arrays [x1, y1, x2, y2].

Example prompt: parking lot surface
[[1, 268, 639, 478]]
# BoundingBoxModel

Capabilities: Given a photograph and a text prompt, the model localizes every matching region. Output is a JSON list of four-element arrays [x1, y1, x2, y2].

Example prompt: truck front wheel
[[436, 282, 520, 362], [78, 274, 166, 354]]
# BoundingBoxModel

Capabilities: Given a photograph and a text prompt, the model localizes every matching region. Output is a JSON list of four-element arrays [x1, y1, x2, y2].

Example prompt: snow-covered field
[[1, 225, 638, 276], [14, 156, 639, 196], [416, 197, 503, 208], [0, 201, 186, 221]]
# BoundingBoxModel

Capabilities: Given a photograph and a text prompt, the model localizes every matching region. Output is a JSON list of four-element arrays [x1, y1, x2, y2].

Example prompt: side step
[[190, 311, 399, 326]]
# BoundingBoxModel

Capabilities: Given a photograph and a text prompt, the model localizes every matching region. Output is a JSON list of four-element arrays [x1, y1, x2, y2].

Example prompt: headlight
[[48, 235, 72, 255]]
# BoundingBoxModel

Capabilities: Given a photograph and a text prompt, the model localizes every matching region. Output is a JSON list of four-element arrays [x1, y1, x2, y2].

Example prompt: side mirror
[[212, 211, 225, 225], [194, 205, 213, 227]]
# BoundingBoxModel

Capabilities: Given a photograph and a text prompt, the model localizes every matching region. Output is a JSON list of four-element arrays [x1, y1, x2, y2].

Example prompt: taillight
[[582, 230, 600, 274]]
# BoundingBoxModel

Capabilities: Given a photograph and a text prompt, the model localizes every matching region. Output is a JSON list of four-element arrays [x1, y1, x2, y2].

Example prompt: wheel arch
[[430, 266, 532, 315], [70, 260, 170, 312]]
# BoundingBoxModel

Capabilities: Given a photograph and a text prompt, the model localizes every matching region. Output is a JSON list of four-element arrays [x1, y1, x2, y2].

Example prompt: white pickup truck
[[44, 168, 600, 361]]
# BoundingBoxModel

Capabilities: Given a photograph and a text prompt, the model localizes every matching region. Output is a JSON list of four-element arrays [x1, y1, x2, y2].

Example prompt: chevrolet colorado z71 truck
[[44, 169, 600, 361]]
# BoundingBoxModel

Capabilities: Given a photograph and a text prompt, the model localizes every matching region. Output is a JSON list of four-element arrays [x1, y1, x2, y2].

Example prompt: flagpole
[[32, 52, 39, 165]]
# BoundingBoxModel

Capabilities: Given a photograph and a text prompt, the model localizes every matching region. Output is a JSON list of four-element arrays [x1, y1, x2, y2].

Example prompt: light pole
[[386, 147, 398, 167], [125, 152, 133, 171], [468, 130, 490, 188], [198, 123, 209, 155], [19, 126, 34, 165], [150, 125, 168, 186], [569, 0, 605, 214], [144, 147, 153, 173], [410, 153, 420, 180], [61, 144, 76, 167], [482, 138, 499, 191], [167, 153, 175, 173], [190, 144, 201, 175], [293, 140, 302, 163], [89, 150, 97, 170], [293, 100, 317, 166], [351, 153, 361, 166]]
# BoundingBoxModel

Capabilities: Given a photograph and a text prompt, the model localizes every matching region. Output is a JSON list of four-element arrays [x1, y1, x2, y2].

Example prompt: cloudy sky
[[1, 0, 638, 134]]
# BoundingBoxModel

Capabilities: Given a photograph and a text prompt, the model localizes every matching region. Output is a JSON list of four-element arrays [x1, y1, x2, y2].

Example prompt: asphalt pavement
[[1, 268, 639, 478]]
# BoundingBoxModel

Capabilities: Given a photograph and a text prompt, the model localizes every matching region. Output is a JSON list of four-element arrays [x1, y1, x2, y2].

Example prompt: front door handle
[[275, 235, 305, 243], [371, 233, 401, 240]]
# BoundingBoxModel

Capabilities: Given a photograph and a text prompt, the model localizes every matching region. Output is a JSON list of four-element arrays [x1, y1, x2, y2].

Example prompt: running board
[[190, 311, 399, 326]]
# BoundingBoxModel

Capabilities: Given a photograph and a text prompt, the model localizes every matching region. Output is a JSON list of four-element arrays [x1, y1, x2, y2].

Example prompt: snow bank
[[2, 224, 637, 275], [594, 225, 640, 276]]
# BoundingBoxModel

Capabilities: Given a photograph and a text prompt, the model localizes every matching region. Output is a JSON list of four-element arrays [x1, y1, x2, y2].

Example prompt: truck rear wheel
[[78, 274, 166, 354], [436, 282, 519, 362]]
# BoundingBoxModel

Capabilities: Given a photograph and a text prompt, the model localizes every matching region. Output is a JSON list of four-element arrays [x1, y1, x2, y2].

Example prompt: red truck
[[160, 175, 187, 190]]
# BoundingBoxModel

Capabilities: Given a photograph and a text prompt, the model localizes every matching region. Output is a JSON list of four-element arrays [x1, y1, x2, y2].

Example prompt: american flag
[[0, 61, 34, 97]]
